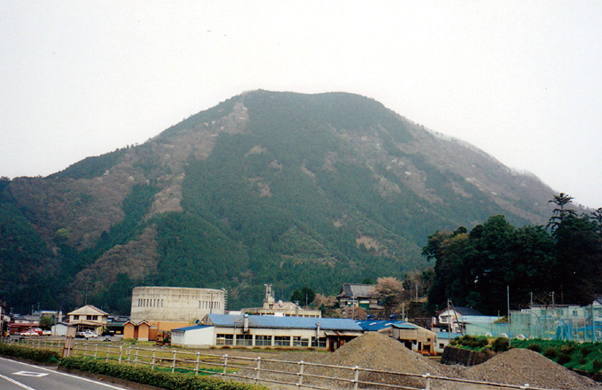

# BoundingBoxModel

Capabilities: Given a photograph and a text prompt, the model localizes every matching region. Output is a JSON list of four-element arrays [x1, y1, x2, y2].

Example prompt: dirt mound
[[466, 348, 602, 390], [240, 333, 449, 389], [322, 332, 448, 389], [326, 332, 441, 375]]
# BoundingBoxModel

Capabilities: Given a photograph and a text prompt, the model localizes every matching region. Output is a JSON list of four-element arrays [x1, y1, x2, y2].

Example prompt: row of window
[[215, 334, 327, 348], [137, 299, 164, 308], [199, 300, 221, 309], [72, 315, 99, 321]]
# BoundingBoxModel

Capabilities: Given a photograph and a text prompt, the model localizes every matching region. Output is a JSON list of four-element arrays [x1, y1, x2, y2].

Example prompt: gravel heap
[[464, 348, 602, 390], [236, 334, 602, 390], [321, 332, 444, 389], [241, 333, 453, 389]]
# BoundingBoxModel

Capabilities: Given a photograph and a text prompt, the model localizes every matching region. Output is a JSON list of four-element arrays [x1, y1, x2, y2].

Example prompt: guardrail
[[1, 336, 553, 390]]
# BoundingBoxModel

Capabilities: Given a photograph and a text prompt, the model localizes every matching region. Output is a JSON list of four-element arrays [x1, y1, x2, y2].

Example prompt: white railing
[[0, 337, 556, 390]]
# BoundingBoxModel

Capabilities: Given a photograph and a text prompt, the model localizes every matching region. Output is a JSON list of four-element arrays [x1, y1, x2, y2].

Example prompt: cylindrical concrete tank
[[130, 286, 226, 322]]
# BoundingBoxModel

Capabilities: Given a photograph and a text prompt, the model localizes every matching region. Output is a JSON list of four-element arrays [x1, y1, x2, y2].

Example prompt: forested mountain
[[0, 91, 560, 314]]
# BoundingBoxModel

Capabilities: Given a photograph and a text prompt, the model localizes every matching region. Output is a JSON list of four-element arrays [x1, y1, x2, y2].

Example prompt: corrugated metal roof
[[207, 314, 362, 331], [355, 320, 406, 331], [391, 322, 420, 330], [172, 325, 212, 332]]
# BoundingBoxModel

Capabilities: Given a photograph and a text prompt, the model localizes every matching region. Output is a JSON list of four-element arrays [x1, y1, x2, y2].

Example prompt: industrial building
[[130, 286, 226, 331]]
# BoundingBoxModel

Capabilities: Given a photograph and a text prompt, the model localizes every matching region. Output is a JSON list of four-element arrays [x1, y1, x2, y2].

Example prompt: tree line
[[423, 193, 602, 315]]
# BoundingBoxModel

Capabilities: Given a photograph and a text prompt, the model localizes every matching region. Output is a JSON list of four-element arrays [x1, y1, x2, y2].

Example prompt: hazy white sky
[[1, 1, 601, 208]]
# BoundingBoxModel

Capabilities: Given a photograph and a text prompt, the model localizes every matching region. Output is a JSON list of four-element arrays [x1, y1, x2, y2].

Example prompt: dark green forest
[[425, 194, 602, 315], [0, 91, 565, 315]]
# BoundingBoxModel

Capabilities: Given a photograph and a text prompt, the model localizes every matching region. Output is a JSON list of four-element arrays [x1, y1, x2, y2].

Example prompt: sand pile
[[244, 333, 450, 389], [465, 348, 602, 390], [235, 336, 602, 390], [321, 332, 446, 389]]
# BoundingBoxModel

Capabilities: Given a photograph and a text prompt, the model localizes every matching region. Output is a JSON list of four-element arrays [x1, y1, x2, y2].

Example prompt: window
[[255, 335, 271, 346], [439, 343, 445, 349], [236, 334, 253, 346], [311, 337, 327, 348], [274, 336, 290, 347], [73, 315, 79, 320], [216, 334, 234, 346], [293, 336, 309, 347]]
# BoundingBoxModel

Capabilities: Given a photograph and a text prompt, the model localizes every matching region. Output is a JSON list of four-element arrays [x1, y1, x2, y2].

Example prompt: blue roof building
[[196, 313, 363, 351]]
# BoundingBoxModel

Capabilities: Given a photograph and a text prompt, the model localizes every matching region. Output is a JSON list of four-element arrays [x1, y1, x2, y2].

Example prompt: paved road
[[0, 356, 132, 390]]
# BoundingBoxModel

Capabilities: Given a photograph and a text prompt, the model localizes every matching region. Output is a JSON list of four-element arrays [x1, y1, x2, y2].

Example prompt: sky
[[1, 1, 601, 208]]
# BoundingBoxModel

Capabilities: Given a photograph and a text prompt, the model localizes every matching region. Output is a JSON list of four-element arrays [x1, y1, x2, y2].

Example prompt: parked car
[[76, 331, 98, 339], [20, 329, 39, 336], [41, 330, 52, 336]]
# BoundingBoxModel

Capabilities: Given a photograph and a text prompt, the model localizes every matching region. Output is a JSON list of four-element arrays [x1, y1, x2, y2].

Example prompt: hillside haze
[[0, 91, 556, 313]]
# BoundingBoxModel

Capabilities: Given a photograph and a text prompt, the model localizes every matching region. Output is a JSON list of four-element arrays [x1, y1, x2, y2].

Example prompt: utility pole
[[447, 299, 452, 335], [507, 286, 511, 346]]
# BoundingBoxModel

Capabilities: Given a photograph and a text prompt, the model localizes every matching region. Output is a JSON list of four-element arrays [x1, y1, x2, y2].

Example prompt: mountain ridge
[[0, 90, 558, 313]]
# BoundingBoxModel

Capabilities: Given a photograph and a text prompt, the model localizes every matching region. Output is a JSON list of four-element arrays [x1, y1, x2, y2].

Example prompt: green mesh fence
[[465, 305, 602, 341]]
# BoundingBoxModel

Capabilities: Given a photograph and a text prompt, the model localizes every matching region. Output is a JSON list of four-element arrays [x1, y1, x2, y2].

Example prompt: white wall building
[[171, 325, 215, 348], [130, 286, 226, 323]]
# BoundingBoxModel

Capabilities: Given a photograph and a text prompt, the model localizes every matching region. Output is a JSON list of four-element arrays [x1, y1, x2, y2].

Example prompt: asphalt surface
[[0, 356, 132, 390]]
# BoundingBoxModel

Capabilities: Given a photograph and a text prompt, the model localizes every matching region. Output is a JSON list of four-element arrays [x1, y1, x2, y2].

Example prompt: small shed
[[123, 320, 151, 341], [171, 325, 214, 348], [51, 322, 70, 336]]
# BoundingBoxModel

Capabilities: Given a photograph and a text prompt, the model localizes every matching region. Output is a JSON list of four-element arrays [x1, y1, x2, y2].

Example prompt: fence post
[[84, 342, 88, 358], [195, 352, 200, 376], [423, 373, 431, 390], [126, 346, 131, 363], [255, 357, 261, 382], [298, 361, 305, 387], [118, 345, 123, 363], [353, 366, 359, 390], [151, 349, 156, 370], [172, 349, 177, 373], [134, 347, 139, 366], [94, 344, 98, 360], [105, 344, 110, 362], [223, 354, 228, 375]]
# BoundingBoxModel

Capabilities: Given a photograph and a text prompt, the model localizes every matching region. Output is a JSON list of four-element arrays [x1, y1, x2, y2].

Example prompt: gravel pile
[[240, 333, 454, 389], [235, 334, 602, 390], [464, 348, 602, 390]]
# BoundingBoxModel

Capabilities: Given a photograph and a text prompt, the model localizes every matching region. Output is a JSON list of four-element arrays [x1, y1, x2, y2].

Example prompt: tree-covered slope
[[0, 91, 559, 313]]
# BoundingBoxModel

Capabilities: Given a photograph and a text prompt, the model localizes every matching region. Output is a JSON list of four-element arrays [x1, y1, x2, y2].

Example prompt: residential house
[[434, 306, 483, 333], [67, 305, 108, 334], [336, 283, 382, 310]]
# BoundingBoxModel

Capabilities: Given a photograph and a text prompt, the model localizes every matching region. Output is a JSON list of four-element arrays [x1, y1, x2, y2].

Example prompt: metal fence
[[2, 337, 557, 390], [466, 305, 602, 342]]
